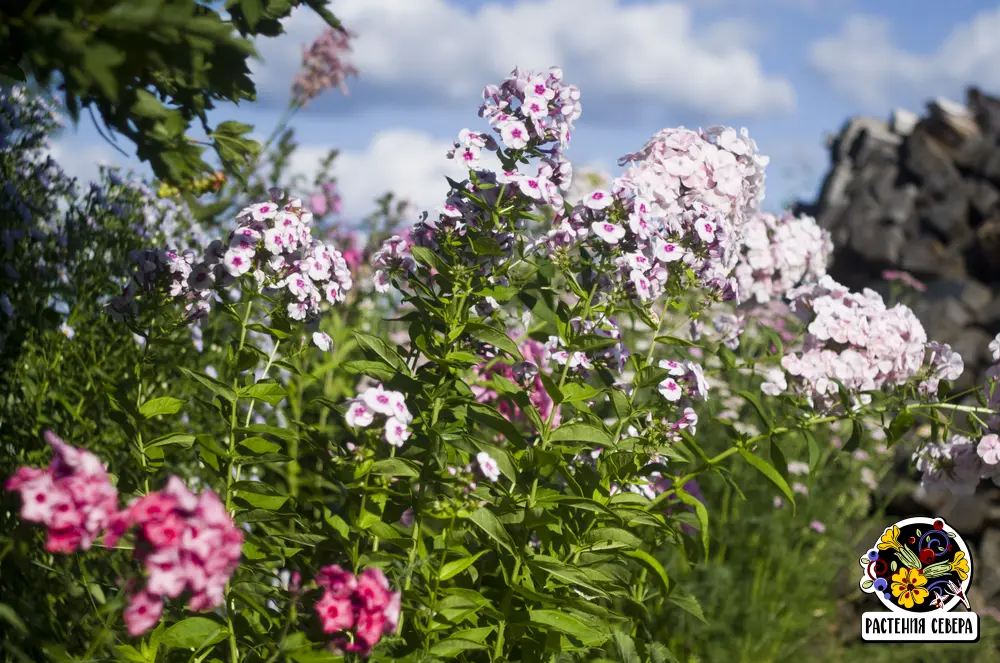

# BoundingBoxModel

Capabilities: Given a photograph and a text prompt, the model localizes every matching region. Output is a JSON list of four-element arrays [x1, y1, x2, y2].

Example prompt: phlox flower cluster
[[344, 384, 413, 447], [374, 67, 581, 295], [655, 358, 710, 404], [919, 341, 965, 398], [108, 476, 243, 636], [4, 431, 118, 553], [109, 191, 353, 350], [733, 211, 833, 305], [371, 235, 416, 294], [913, 335, 1000, 496], [544, 317, 629, 376], [313, 565, 401, 657], [291, 27, 358, 107], [545, 125, 767, 307], [471, 336, 560, 430], [914, 435, 992, 496], [772, 275, 928, 407]]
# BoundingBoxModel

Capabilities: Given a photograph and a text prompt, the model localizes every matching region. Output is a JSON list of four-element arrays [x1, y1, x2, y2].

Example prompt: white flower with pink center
[[657, 378, 682, 402], [345, 401, 374, 428], [477, 451, 501, 482], [312, 332, 333, 352], [363, 386, 396, 416], [384, 417, 411, 447], [591, 221, 626, 244], [223, 249, 253, 276], [500, 119, 529, 149]]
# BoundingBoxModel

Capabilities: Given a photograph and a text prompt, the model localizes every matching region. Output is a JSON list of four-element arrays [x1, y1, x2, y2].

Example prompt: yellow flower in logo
[[878, 525, 902, 551], [949, 551, 969, 581], [891, 567, 929, 609]]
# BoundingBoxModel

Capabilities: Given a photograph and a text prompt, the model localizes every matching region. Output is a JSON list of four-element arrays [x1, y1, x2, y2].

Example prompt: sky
[[48, 0, 1000, 222]]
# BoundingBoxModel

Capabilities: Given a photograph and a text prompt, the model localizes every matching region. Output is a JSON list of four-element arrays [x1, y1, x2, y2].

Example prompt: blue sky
[[49, 0, 1000, 221]]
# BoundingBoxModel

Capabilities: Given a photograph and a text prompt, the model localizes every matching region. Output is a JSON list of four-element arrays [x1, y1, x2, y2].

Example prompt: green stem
[[908, 402, 997, 416], [223, 299, 254, 663]]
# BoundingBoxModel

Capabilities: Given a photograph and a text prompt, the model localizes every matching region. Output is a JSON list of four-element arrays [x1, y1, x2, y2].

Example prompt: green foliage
[[0, 0, 341, 187]]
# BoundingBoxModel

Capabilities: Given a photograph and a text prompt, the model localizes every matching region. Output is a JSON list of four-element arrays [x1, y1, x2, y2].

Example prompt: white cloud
[[285, 129, 497, 220], [810, 7, 1000, 108], [255, 0, 794, 118], [47, 133, 138, 185]]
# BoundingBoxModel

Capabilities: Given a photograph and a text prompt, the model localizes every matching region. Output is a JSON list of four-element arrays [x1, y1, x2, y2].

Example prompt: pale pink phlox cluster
[[775, 276, 928, 406], [733, 211, 833, 305], [344, 384, 413, 447], [548, 126, 767, 305]]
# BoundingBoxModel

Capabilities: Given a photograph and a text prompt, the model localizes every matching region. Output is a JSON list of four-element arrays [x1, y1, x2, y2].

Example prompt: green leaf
[[146, 433, 196, 449], [370, 458, 420, 478], [160, 617, 228, 649], [653, 335, 699, 348], [717, 345, 736, 370], [178, 367, 236, 402], [114, 644, 148, 663], [549, 422, 612, 446], [529, 558, 609, 598], [468, 403, 524, 446], [241, 382, 287, 406], [429, 637, 488, 658], [803, 427, 822, 473], [444, 351, 483, 367], [737, 390, 772, 431], [467, 507, 516, 555], [739, 448, 795, 508], [410, 245, 450, 275], [635, 366, 670, 388], [0, 603, 27, 635], [582, 527, 642, 550], [667, 586, 707, 624], [675, 487, 710, 560], [843, 418, 864, 453], [622, 550, 670, 594], [887, 410, 915, 445], [139, 397, 186, 419], [649, 643, 682, 663], [528, 609, 609, 646], [238, 436, 282, 455], [439, 551, 487, 581], [342, 360, 398, 382], [353, 332, 406, 371], [466, 323, 523, 360], [233, 481, 287, 511], [289, 650, 343, 663], [570, 334, 620, 353], [612, 630, 640, 663], [560, 382, 602, 403]]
